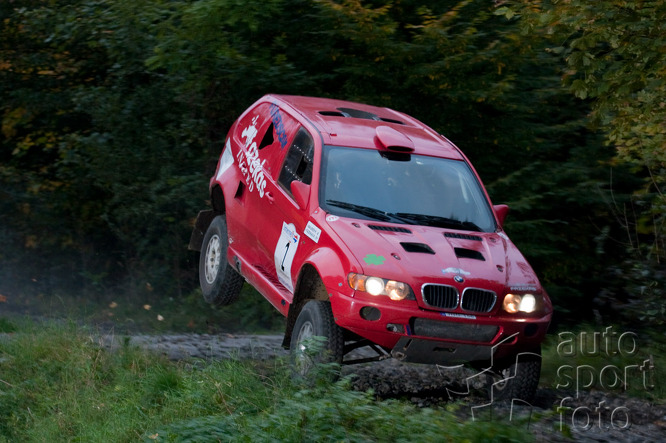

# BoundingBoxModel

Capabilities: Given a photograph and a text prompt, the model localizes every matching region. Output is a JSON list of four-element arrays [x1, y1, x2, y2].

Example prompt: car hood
[[325, 217, 541, 302]]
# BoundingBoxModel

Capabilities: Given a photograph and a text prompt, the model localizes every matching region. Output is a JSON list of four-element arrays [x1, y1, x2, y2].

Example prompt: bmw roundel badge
[[454, 275, 464, 283]]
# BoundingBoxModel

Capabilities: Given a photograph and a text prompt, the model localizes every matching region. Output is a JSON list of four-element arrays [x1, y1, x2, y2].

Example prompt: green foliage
[[1, 0, 204, 298], [0, 321, 533, 442], [0, 321, 283, 441], [497, 0, 665, 324], [151, 377, 532, 443], [0, 318, 17, 333], [0, 0, 663, 329]]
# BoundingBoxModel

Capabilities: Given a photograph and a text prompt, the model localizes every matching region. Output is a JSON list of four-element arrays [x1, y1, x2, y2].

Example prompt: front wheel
[[290, 300, 344, 379], [487, 348, 542, 403], [199, 215, 244, 306]]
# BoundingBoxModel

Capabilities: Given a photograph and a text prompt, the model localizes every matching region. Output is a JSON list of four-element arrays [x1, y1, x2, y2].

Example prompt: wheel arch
[[282, 263, 334, 349], [211, 184, 225, 214]]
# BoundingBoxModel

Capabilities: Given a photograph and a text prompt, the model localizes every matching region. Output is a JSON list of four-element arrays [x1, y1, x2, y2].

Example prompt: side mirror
[[290, 181, 310, 209], [493, 204, 510, 229]]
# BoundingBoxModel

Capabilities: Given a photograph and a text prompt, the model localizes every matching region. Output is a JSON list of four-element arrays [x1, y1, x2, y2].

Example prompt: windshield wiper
[[325, 200, 393, 222], [394, 212, 483, 232]]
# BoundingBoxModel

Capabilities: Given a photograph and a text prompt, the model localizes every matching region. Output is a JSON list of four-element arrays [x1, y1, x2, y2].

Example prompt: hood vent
[[401, 242, 435, 254], [368, 225, 412, 233], [444, 232, 482, 241], [454, 247, 485, 261]]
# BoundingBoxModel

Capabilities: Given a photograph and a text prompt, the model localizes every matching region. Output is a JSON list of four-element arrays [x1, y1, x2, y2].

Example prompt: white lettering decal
[[238, 115, 267, 197], [442, 313, 477, 320], [442, 267, 471, 275]]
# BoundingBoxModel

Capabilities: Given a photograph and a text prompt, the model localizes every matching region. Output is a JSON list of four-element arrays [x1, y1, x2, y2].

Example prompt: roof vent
[[337, 107, 377, 120], [379, 117, 404, 125], [375, 126, 414, 152], [318, 108, 404, 125], [319, 110, 346, 117]]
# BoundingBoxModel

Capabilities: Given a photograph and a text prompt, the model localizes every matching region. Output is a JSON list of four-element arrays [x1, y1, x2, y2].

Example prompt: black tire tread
[[292, 299, 343, 361], [510, 357, 541, 402], [316, 300, 344, 361], [290, 299, 344, 381], [490, 351, 541, 403]]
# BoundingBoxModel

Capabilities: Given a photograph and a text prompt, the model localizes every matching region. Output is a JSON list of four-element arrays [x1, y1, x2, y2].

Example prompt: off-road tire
[[290, 300, 344, 379], [199, 215, 244, 306], [488, 348, 541, 403]]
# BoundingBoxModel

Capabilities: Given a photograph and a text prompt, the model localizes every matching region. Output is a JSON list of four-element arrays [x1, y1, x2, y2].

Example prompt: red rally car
[[189, 94, 553, 401]]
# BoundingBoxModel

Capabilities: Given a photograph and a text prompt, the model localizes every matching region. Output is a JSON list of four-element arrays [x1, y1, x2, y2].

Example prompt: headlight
[[503, 293, 537, 313], [348, 273, 414, 301]]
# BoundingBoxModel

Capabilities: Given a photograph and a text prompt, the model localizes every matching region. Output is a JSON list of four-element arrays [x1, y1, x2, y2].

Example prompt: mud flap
[[188, 209, 216, 251]]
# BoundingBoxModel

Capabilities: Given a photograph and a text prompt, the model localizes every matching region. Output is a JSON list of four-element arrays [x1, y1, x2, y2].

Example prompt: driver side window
[[278, 127, 314, 192]]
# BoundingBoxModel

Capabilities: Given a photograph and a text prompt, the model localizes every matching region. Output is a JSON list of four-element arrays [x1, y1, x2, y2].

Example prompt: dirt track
[[99, 331, 666, 443]]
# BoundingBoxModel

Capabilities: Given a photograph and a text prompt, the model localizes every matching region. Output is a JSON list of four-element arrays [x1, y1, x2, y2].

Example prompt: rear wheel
[[487, 348, 541, 403], [199, 215, 244, 306], [290, 300, 344, 378]]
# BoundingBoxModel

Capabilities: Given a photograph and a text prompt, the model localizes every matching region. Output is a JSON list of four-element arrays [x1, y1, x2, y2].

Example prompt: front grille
[[412, 318, 498, 342], [422, 284, 458, 309], [461, 288, 497, 312]]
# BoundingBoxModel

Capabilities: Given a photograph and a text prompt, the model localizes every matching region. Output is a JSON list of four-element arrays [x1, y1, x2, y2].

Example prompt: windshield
[[320, 146, 496, 232]]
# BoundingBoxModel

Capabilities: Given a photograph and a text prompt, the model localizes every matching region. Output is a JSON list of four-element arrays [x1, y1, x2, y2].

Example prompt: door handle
[[265, 191, 274, 203]]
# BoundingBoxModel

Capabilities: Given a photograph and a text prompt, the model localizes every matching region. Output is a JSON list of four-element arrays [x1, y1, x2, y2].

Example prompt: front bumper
[[329, 289, 551, 365]]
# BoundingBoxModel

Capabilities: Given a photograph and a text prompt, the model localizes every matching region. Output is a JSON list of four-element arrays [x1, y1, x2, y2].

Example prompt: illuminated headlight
[[348, 273, 414, 301], [503, 293, 537, 313]]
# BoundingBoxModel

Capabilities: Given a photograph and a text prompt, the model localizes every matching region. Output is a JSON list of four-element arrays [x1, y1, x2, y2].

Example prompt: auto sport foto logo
[[436, 327, 657, 434]]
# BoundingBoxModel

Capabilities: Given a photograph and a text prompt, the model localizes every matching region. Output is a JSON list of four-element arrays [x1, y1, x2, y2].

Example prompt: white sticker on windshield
[[274, 222, 299, 292]]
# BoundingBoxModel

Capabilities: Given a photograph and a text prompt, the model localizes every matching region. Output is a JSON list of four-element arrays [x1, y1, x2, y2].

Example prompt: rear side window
[[278, 127, 315, 191]]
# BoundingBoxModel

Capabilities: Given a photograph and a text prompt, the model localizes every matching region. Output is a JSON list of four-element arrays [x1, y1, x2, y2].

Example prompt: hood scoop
[[454, 247, 485, 261], [368, 225, 412, 234], [401, 242, 435, 254], [444, 232, 482, 241]]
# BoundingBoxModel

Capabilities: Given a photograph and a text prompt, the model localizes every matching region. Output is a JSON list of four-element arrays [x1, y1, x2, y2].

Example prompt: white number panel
[[274, 222, 299, 293]]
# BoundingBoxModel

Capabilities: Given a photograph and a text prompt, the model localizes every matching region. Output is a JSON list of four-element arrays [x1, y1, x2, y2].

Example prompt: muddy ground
[[96, 331, 666, 443]]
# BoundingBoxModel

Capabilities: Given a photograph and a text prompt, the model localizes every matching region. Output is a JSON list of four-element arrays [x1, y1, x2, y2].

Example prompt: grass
[[2, 283, 284, 334], [0, 318, 534, 442]]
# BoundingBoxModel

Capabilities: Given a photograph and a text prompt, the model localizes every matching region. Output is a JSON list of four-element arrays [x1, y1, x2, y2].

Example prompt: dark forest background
[[1, 0, 663, 330]]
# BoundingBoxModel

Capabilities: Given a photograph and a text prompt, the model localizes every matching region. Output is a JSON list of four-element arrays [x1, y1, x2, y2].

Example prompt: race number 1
[[274, 222, 299, 293]]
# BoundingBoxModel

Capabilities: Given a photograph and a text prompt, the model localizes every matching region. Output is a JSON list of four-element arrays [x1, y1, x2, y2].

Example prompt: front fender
[[301, 247, 355, 300], [282, 246, 357, 348]]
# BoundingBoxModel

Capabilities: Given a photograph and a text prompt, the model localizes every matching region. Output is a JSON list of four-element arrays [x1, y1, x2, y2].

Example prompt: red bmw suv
[[189, 95, 553, 401]]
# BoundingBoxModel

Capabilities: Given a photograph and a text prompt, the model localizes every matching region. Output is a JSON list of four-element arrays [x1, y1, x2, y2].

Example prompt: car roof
[[266, 94, 464, 160]]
